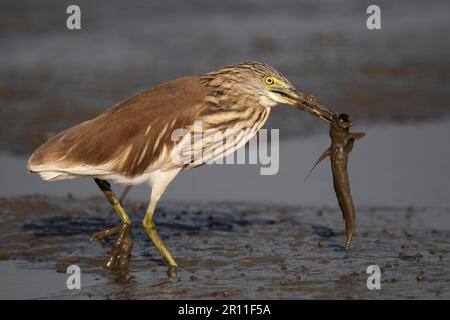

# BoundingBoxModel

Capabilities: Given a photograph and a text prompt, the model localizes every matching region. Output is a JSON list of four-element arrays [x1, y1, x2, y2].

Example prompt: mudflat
[[0, 195, 448, 299]]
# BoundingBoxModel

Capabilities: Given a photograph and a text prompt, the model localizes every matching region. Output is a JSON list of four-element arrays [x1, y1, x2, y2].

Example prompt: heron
[[27, 61, 335, 275]]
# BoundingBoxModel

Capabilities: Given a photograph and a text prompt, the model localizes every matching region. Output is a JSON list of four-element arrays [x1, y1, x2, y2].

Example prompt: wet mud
[[0, 195, 449, 299]]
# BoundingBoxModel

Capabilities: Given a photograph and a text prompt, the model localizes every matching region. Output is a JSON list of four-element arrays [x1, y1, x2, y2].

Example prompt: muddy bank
[[0, 195, 449, 299]]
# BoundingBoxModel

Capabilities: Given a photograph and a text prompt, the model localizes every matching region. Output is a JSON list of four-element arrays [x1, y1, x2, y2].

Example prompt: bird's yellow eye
[[264, 76, 275, 85]]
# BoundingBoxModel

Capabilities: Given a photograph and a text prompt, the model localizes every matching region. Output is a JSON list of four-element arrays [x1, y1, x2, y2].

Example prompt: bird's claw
[[89, 225, 121, 243], [91, 223, 133, 273]]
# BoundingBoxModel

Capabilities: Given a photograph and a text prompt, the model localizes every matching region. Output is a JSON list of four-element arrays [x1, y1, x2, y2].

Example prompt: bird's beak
[[276, 87, 335, 122]]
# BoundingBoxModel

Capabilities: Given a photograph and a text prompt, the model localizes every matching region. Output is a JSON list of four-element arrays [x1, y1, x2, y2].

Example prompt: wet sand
[[0, 195, 449, 299]]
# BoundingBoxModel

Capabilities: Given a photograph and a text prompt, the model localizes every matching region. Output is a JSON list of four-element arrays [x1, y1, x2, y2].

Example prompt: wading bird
[[27, 62, 334, 275]]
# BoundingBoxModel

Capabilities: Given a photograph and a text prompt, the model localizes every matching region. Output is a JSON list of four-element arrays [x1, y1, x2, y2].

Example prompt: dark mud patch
[[0, 195, 449, 299]]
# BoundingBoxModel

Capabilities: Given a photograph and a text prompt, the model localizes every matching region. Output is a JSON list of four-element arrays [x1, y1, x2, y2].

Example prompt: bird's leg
[[143, 194, 178, 277], [92, 178, 133, 272], [142, 170, 180, 277], [108, 185, 132, 216], [119, 185, 132, 204]]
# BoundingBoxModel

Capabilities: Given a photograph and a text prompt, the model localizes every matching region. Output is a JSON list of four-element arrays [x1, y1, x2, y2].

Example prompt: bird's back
[[28, 76, 210, 181]]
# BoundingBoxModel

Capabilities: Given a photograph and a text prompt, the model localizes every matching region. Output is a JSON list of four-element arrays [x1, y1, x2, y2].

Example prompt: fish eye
[[264, 76, 275, 85]]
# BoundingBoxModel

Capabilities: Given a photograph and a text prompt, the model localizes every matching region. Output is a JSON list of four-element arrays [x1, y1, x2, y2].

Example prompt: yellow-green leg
[[143, 198, 178, 268], [95, 178, 131, 224], [92, 178, 133, 272], [142, 170, 180, 276]]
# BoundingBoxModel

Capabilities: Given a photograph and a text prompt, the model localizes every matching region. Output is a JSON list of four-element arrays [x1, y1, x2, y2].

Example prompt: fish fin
[[304, 147, 331, 181], [345, 132, 365, 154], [350, 132, 366, 141], [344, 138, 355, 154]]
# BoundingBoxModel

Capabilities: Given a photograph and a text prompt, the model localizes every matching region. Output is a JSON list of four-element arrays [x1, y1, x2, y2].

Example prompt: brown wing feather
[[28, 76, 210, 177]]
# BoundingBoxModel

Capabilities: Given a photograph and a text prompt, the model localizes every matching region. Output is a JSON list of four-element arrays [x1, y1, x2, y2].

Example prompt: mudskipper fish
[[306, 113, 365, 250]]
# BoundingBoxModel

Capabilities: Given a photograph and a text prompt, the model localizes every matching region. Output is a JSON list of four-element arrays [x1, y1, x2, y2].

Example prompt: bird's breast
[[171, 106, 271, 169]]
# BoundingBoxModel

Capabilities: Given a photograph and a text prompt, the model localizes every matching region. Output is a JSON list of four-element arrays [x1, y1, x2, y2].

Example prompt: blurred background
[[0, 0, 449, 206]]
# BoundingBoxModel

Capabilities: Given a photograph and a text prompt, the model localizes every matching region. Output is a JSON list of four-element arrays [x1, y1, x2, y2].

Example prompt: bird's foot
[[90, 223, 133, 273], [90, 225, 121, 244], [167, 265, 177, 278]]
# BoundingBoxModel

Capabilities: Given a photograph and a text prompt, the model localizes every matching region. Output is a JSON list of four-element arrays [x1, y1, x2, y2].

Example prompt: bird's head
[[202, 61, 335, 122]]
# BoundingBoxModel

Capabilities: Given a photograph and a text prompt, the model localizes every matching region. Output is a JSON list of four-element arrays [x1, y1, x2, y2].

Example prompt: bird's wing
[[28, 76, 211, 177]]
